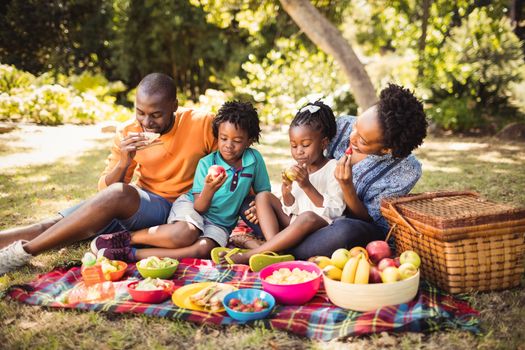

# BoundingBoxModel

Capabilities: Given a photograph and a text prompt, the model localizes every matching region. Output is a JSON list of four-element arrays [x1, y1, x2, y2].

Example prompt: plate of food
[[172, 282, 237, 312]]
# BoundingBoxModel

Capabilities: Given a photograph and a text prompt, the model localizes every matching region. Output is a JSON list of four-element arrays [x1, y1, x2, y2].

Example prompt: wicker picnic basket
[[380, 191, 525, 294]]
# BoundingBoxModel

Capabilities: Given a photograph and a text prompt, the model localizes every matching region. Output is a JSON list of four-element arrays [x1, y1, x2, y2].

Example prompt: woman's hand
[[243, 200, 258, 224], [335, 154, 353, 186]]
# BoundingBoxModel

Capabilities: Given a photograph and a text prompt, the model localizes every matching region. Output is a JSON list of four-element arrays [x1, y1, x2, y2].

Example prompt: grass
[[1, 127, 524, 349]]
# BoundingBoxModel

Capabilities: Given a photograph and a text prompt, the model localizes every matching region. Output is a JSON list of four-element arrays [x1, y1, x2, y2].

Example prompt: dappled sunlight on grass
[[0, 145, 110, 229], [0, 124, 112, 170], [413, 137, 525, 206]]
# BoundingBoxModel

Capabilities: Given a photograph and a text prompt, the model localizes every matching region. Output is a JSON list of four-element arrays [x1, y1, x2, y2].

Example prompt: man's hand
[[120, 132, 149, 162], [243, 200, 258, 224]]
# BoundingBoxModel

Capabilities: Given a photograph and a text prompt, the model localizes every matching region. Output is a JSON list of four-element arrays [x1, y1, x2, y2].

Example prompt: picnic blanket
[[5, 259, 479, 341]]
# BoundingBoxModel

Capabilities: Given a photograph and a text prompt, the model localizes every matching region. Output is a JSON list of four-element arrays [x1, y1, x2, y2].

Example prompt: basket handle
[[386, 190, 479, 206], [388, 203, 422, 237]]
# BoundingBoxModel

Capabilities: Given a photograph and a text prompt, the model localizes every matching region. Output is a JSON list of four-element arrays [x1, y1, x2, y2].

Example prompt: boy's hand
[[293, 164, 311, 189], [203, 172, 227, 192], [335, 154, 353, 185], [243, 200, 258, 224]]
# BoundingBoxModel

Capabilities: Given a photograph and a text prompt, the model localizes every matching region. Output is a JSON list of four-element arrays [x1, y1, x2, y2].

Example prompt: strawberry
[[228, 298, 241, 308], [345, 146, 353, 155]]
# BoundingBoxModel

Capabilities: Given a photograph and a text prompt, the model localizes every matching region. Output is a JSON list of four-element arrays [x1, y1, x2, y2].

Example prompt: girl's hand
[[281, 170, 293, 196], [335, 154, 353, 185], [243, 200, 258, 224], [203, 172, 227, 192], [293, 164, 311, 189]]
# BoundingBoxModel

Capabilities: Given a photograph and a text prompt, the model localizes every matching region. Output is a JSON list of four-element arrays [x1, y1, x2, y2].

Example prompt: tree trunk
[[279, 0, 377, 110], [417, 0, 432, 78]]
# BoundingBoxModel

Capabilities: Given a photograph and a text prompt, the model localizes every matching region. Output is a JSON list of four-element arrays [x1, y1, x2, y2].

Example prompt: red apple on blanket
[[377, 258, 397, 271], [208, 165, 226, 179], [365, 240, 392, 265]]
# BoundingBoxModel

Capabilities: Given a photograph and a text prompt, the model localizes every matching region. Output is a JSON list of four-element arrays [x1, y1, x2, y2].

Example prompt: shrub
[[0, 65, 132, 125], [422, 8, 525, 131]]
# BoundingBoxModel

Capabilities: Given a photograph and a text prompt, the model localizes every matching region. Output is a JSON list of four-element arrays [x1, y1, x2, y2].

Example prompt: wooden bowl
[[323, 270, 419, 311]]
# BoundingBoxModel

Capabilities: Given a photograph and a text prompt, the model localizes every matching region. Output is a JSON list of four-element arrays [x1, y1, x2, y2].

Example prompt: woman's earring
[[323, 149, 328, 157]]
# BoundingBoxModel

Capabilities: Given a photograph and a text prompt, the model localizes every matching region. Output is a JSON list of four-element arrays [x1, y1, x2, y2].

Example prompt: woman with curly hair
[[239, 83, 428, 260]]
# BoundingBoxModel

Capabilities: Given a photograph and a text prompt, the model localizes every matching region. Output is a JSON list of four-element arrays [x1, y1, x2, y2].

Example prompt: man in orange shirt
[[0, 73, 216, 275]]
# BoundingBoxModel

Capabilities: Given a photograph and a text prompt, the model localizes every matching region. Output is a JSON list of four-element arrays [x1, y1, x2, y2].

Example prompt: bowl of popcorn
[[259, 261, 322, 305]]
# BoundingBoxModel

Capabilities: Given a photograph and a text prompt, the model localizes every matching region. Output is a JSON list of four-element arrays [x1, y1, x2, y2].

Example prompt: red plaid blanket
[[6, 259, 479, 340]]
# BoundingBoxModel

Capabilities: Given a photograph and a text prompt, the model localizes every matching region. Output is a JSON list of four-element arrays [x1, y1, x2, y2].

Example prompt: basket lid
[[381, 191, 525, 229]]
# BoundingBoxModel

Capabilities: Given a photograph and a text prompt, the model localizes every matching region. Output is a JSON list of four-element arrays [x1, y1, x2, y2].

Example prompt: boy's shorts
[[167, 194, 229, 247], [59, 185, 172, 236]]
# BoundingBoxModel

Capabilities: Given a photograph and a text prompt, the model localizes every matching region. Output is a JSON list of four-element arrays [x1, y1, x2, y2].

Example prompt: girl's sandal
[[229, 233, 265, 249], [210, 247, 249, 265], [248, 251, 295, 272]]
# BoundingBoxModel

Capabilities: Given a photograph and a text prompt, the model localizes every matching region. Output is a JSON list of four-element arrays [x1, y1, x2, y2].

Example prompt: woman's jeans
[[238, 197, 385, 260]]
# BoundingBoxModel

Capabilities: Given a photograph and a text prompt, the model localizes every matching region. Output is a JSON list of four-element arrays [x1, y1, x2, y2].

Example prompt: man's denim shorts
[[59, 186, 172, 236]]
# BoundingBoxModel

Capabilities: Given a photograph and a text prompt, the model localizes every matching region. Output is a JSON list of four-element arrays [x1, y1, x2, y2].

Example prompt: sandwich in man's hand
[[136, 131, 162, 150]]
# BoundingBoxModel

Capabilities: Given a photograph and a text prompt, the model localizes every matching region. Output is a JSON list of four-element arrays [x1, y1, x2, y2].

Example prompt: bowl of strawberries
[[223, 288, 275, 322]]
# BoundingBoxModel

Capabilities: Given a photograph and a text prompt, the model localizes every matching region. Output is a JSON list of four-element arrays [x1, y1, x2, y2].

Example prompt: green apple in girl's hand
[[284, 167, 297, 181]]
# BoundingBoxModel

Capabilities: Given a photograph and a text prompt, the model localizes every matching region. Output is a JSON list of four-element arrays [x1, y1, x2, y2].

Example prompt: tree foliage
[[0, 0, 524, 130]]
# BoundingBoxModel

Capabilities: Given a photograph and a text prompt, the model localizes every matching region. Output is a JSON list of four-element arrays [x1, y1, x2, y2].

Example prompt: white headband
[[299, 105, 320, 114]]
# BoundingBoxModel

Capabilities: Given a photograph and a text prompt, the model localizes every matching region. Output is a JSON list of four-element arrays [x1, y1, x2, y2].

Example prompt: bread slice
[[142, 131, 161, 144]]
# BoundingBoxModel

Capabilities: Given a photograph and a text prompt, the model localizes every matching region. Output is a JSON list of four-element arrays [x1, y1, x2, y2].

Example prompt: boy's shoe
[[97, 247, 137, 262], [0, 240, 33, 275], [90, 230, 131, 255]]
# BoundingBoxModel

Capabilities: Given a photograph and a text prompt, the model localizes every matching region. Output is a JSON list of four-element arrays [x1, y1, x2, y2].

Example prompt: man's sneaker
[[90, 230, 131, 255], [97, 247, 137, 262], [0, 240, 33, 275]]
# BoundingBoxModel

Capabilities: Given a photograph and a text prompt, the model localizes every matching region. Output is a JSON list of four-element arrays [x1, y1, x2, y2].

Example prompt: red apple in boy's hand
[[207, 165, 226, 179], [365, 240, 392, 265], [377, 258, 397, 271]]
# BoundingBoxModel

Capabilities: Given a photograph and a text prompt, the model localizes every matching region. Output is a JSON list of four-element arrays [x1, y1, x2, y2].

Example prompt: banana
[[308, 256, 333, 269], [322, 265, 343, 281], [354, 253, 370, 284], [341, 255, 360, 283]]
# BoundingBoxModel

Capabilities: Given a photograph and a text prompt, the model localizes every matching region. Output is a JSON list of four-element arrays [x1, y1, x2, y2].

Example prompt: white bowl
[[323, 270, 420, 312]]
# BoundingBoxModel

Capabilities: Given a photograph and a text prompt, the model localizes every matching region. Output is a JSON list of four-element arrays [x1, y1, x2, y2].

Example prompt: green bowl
[[136, 259, 179, 279]]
